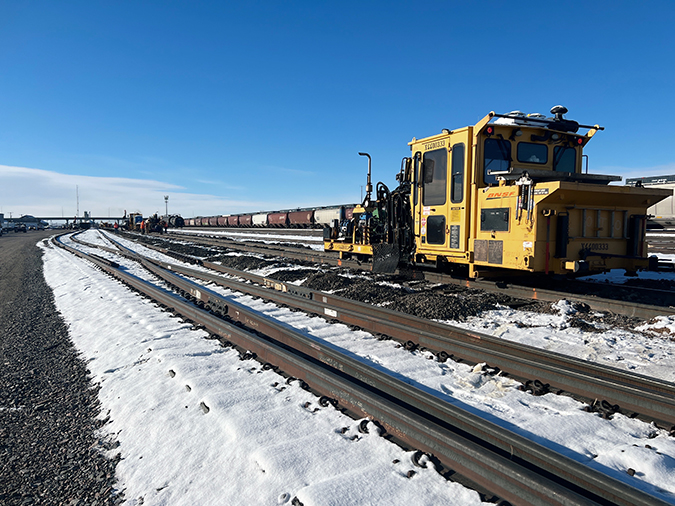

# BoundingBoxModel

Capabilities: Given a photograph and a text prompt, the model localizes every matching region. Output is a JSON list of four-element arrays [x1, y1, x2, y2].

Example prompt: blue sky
[[1, 1, 674, 219]]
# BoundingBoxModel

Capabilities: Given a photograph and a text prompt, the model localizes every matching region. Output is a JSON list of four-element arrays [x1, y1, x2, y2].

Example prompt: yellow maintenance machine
[[324, 106, 671, 277], [125, 212, 144, 231]]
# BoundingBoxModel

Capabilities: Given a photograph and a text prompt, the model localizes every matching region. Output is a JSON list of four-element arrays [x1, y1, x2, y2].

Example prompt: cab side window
[[484, 138, 511, 185], [422, 148, 447, 206], [553, 146, 576, 173], [451, 143, 465, 203]]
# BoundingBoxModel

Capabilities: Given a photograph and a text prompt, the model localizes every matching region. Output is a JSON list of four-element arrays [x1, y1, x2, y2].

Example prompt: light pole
[[164, 195, 169, 218]]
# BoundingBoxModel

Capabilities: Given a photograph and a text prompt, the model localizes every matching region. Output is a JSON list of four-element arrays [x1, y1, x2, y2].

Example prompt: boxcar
[[227, 215, 240, 227], [217, 216, 228, 227], [239, 214, 253, 227], [208, 216, 219, 227]]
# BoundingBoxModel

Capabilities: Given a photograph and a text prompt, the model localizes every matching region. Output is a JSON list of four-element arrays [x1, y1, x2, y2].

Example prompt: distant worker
[[162, 220, 168, 234], [114, 222, 119, 231], [140, 219, 146, 235]]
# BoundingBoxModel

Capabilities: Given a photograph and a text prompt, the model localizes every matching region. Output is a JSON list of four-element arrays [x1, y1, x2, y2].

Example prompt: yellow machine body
[[326, 110, 671, 276]]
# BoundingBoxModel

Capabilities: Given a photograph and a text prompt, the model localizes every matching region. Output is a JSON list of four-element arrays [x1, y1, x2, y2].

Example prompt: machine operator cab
[[408, 106, 669, 277]]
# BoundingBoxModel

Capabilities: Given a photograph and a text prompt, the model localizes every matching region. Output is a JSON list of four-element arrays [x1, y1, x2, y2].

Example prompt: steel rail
[[153, 259, 675, 430], [61, 233, 673, 506], [103, 232, 675, 429], [52, 234, 602, 506], [130, 230, 675, 319]]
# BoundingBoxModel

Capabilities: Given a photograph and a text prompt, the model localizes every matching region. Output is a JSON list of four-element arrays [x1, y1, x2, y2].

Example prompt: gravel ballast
[[0, 232, 120, 505]]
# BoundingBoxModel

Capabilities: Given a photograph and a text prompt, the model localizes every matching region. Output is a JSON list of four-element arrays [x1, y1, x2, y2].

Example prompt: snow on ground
[[41, 235, 485, 506], [40, 231, 675, 504], [453, 302, 675, 383], [580, 253, 675, 283]]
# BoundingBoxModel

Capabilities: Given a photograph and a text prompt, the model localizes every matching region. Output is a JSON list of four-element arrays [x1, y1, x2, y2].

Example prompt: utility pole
[[164, 195, 169, 218], [76, 185, 79, 218]]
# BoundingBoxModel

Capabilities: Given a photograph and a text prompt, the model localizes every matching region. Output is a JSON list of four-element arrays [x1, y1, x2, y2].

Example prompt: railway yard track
[[52, 229, 675, 505], [167, 228, 675, 319]]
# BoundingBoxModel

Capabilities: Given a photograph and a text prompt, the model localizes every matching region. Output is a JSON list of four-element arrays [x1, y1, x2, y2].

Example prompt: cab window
[[484, 138, 511, 185], [517, 142, 547, 164], [422, 148, 447, 206], [451, 143, 465, 203], [554, 146, 576, 173]]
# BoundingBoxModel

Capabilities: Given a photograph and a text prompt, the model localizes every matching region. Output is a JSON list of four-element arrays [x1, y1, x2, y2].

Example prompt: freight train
[[184, 206, 357, 229], [189, 106, 671, 277]]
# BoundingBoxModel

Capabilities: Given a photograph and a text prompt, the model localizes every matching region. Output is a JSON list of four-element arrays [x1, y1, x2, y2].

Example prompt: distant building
[[5, 215, 49, 230], [626, 175, 675, 227]]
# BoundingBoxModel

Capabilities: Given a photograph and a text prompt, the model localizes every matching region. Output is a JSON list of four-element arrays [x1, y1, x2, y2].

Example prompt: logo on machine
[[486, 190, 516, 199]]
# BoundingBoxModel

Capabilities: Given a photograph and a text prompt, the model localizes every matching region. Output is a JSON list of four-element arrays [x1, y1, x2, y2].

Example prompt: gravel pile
[[0, 233, 121, 505], [266, 269, 319, 283], [624, 277, 675, 291], [302, 271, 356, 292], [298, 271, 520, 321], [207, 254, 278, 271]]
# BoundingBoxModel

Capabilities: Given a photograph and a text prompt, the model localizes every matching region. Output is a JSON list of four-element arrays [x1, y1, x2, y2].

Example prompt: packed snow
[[38, 231, 675, 505]]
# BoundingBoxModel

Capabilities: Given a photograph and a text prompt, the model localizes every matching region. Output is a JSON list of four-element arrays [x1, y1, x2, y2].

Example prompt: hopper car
[[190, 206, 355, 230]]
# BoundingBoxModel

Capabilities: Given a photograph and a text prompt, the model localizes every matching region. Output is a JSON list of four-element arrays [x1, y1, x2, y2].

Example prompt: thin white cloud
[[0, 164, 266, 219], [196, 179, 244, 190], [596, 163, 675, 181], [71, 153, 168, 172]]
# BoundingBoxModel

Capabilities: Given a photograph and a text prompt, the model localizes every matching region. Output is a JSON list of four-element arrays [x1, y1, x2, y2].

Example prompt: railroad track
[[647, 229, 675, 256], [136, 230, 675, 319], [180, 226, 325, 237], [101, 232, 675, 429], [56, 231, 674, 506]]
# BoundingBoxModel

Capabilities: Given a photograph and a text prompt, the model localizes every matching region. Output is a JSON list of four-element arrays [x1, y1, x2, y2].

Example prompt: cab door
[[447, 137, 470, 258], [412, 132, 471, 262], [419, 144, 450, 253]]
